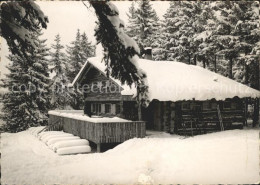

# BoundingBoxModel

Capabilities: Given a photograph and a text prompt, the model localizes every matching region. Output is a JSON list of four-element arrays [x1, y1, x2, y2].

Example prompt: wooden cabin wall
[[144, 100, 176, 133], [175, 98, 246, 135], [122, 101, 138, 121], [170, 102, 176, 133], [82, 68, 122, 101], [153, 101, 161, 131], [145, 98, 246, 135], [217, 98, 245, 128]]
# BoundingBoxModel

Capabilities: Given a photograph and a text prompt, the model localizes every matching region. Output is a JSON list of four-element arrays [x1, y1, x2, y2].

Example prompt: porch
[[48, 110, 146, 152]]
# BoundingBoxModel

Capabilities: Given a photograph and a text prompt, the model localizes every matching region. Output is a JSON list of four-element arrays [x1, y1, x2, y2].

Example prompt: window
[[92, 103, 101, 114], [211, 102, 217, 109], [105, 104, 111, 113], [182, 102, 190, 110], [116, 104, 121, 114], [223, 101, 231, 110], [203, 101, 211, 110], [192, 103, 201, 111]]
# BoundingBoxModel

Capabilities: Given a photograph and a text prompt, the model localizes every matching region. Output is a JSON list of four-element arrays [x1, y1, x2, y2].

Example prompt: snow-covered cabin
[[73, 57, 260, 135]]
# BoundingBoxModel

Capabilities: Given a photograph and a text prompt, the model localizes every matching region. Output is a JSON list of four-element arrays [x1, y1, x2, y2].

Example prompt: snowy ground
[[1, 129, 260, 184]]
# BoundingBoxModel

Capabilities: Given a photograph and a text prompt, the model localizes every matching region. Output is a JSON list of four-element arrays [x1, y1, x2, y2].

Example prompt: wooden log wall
[[150, 101, 175, 133], [142, 99, 245, 136], [177, 109, 244, 136], [49, 114, 146, 144]]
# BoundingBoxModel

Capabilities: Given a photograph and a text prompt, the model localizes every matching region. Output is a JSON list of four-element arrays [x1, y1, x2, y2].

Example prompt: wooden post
[[119, 100, 123, 118], [253, 98, 259, 127], [84, 100, 92, 117], [97, 143, 101, 153], [217, 104, 224, 131], [193, 54, 197, 65], [203, 59, 206, 68], [170, 102, 175, 133], [137, 92, 142, 121], [138, 103, 142, 121], [244, 98, 248, 126], [191, 119, 193, 136], [244, 63, 249, 84], [229, 58, 233, 79], [214, 55, 217, 73]]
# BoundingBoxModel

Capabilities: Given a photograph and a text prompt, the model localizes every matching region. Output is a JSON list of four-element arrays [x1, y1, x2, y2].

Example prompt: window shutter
[[101, 104, 105, 113], [91, 104, 94, 112], [111, 104, 116, 115]]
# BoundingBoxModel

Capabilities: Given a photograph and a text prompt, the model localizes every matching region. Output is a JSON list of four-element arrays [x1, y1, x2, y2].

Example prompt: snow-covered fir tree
[[210, 1, 243, 79], [66, 29, 96, 82], [125, 2, 138, 38], [155, 1, 203, 64], [0, 31, 50, 132], [231, 1, 260, 85], [80, 32, 96, 62], [66, 30, 95, 109], [66, 29, 83, 82], [152, 19, 168, 61], [196, 2, 218, 70], [125, 0, 159, 55], [49, 34, 71, 109]]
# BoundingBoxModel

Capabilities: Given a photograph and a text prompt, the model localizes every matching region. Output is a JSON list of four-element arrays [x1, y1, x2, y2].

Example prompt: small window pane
[[92, 103, 102, 114], [182, 102, 190, 110], [98, 104, 101, 113], [116, 104, 121, 114], [223, 101, 231, 109], [105, 104, 111, 113], [203, 102, 211, 110]]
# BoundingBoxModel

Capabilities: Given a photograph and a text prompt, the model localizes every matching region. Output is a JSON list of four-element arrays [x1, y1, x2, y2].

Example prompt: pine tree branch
[[81, 0, 91, 9]]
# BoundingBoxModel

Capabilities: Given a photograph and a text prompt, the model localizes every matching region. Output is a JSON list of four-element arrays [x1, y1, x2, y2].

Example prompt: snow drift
[[28, 126, 46, 136], [2, 129, 259, 184]]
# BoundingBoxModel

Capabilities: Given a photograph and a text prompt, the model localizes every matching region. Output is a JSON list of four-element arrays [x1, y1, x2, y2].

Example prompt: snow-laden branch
[[90, 1, 149, 105]]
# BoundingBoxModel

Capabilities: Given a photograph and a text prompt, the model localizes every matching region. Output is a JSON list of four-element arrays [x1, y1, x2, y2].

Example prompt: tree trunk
[[214, 55, 217, 73], [206, 58, 209, 67], [138, 103, 142, 121], [244, 98, 248, 126], [252, 60, 260, 127], [188, 55, 191, 64], [229, 58, 233, 79], [244, 63, 249, 84], [193, 54, 197, 65], [252, 98, 259, 127], [203, 59, 206, 68]]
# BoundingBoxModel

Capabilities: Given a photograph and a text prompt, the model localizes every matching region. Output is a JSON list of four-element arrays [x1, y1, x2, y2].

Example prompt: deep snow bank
[[1, 129, 259, 184]]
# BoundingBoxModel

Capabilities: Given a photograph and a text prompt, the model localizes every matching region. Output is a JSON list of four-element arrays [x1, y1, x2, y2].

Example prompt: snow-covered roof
[[72, 56, 136, 96], [72, 56, 260, 102]]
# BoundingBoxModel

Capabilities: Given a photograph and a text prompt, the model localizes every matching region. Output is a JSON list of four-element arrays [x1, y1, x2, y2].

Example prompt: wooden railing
[[48, 113, 146, 145]]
